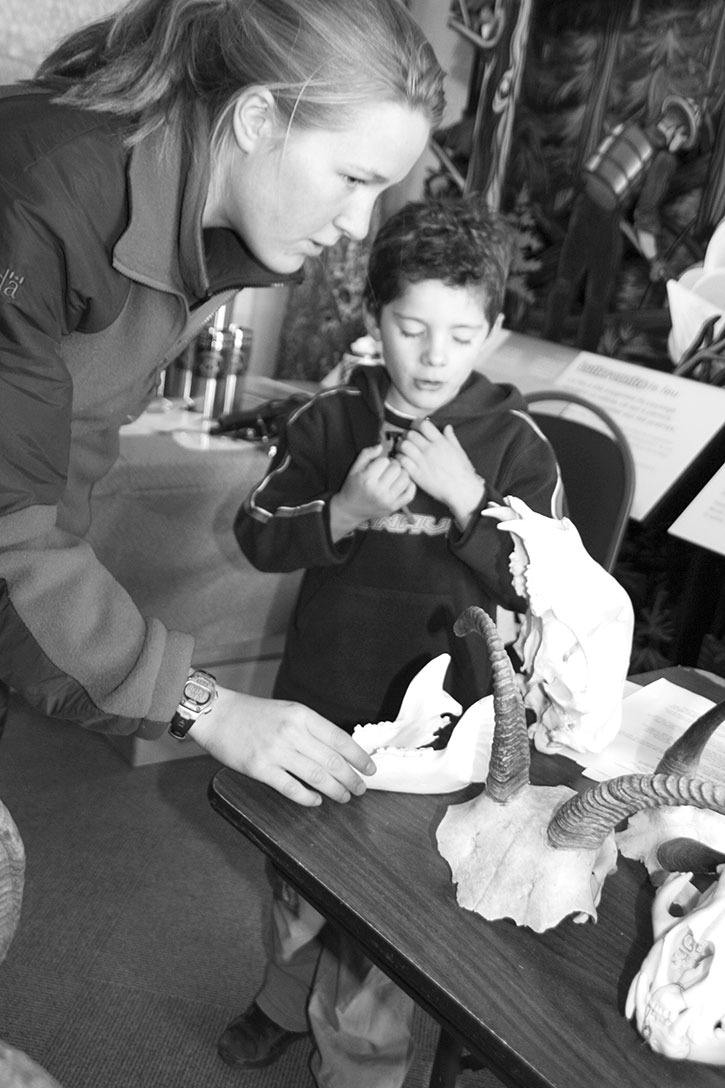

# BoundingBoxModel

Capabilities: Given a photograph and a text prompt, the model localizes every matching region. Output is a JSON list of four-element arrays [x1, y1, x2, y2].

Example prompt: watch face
[[185, 678, 212, 706]]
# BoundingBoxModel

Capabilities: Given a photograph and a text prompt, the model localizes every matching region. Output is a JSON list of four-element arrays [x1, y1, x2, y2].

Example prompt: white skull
[[626, 867, 725, 1063], [352, 654, 493, 792], [484, 497, 634, 755]]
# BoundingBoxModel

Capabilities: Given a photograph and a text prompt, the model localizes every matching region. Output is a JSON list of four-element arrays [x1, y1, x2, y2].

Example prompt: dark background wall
[[484, 0, 724, 365]]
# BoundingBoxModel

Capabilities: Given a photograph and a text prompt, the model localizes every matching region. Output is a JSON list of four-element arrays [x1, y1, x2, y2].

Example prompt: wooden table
[[209, 666, 725, 1088]]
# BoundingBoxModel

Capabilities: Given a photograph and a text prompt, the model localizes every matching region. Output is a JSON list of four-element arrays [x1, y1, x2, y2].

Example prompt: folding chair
[[524, 390, 636, 572]]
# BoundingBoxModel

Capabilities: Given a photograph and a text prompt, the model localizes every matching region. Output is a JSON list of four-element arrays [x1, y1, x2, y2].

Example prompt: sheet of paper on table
[[552, 352, 725, 521], [668, 461, 725, 557], [572, 677, 720, 782]]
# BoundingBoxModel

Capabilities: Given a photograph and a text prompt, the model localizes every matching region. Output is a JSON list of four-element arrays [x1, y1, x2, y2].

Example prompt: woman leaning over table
[[0, 0, 444, 802]]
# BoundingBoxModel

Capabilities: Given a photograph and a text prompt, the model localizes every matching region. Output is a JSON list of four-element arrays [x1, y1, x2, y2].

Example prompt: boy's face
[[371, 279, 492, 417]]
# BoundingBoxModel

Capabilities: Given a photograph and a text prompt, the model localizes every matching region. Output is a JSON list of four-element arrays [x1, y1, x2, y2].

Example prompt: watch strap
[[168, 709, 197, 741]]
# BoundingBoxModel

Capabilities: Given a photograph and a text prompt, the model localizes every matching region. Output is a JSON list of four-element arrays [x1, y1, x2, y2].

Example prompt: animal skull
[[352, 654, 493, 793], [436, 607, 618, 931], [352, 497, 634, 792], [484, 497, 634, 755], [626, 867, 725, 1063], [616, 699, 725, 880], [436, 607, 725, 932]]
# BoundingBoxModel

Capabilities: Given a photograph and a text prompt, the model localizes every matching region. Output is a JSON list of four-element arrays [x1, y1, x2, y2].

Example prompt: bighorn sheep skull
[[617, 699, 725, 880], [436, 607, 725, 932]]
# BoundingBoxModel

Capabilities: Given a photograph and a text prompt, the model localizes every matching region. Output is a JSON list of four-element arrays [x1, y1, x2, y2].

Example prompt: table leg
[[429, 1028, 464, 1088]]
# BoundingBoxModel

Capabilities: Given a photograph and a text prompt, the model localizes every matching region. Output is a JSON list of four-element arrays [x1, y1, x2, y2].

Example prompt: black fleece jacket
[[236, 363, 564, 727]]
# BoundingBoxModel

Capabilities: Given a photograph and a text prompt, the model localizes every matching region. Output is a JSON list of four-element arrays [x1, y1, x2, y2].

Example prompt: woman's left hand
[[190, 686, 377, 806], [396, 419, 485, 529]]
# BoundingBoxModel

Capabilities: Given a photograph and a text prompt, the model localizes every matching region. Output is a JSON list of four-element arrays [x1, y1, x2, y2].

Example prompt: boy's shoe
[[217, 1002, 308, 1068]]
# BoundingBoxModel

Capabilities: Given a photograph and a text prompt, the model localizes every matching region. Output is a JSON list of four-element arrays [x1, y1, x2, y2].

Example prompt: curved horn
[[656, 699, 725, 776], [546, 774, 725, 850], [656, 836, 725, 874], [453, 606, 529, 802]]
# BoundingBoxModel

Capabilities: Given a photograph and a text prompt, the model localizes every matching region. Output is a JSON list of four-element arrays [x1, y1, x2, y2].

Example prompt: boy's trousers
[[255, 870, 415, 1088]]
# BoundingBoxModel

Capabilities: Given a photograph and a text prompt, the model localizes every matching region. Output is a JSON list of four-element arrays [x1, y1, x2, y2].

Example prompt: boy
[[221, 197, 564, 1086]]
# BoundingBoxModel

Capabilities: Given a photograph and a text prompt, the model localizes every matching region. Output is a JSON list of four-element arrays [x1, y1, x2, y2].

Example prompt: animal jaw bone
[[352, 654, 493, 793], [626, 867, 725, 1063], [616, 699, 725, 880], [350, 495, 634, 790], [484, 496, 634, 755], [437, 607, 725, 933]]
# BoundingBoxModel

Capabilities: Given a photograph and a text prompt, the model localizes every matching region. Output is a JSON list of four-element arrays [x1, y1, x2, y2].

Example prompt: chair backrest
[[524, 390, 636, 572]]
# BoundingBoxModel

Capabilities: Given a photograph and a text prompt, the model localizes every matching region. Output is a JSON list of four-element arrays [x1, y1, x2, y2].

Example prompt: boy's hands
[[396, 419, 485, 530], [329, 444, 416, 541], [329, 424, 484, 538]]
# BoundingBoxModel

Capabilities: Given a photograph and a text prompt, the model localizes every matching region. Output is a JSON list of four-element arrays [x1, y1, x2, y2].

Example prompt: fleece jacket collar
[[113, 112, 300, 303], [349, 361, 525, 428]]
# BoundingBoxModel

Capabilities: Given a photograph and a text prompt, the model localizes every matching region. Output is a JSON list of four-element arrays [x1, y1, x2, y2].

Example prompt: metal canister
[[215, 324, 253, 418], [195, 325, 226, 419]]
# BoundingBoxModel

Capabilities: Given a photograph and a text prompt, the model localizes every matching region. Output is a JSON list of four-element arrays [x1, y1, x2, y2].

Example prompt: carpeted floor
[[0, 697, 500, 1088]]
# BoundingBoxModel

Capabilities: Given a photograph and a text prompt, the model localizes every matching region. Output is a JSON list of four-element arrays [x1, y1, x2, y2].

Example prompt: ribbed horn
[[453, 606, 529, 802], [547, 774, 725, 850], [656, 836, 725, 874], [656, 699, 725, 776]]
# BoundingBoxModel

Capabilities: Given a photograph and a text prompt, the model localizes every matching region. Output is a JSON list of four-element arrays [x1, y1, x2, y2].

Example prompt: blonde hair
[[34, 0, 445, 148]]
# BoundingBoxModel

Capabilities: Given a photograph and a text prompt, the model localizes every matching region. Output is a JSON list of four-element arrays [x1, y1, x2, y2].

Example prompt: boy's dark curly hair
[[364, 195, 514, 326]]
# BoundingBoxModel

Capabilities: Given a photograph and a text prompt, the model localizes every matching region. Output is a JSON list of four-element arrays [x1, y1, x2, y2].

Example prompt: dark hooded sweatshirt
[[235, 363, 565, 727]]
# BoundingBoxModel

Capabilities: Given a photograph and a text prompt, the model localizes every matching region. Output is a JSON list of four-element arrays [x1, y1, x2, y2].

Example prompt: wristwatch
[[168, 669, 218, 740]]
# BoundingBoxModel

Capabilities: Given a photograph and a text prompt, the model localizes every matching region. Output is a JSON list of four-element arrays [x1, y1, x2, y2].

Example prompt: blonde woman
[[0, 0, 443, 801]]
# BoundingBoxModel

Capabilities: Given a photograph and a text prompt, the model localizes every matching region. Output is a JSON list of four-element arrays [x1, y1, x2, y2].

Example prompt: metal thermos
[[217, 324, 252, 417], [177, 342, 196, 403], [162, 313, 252, 419], [195, 325, 226, 419]]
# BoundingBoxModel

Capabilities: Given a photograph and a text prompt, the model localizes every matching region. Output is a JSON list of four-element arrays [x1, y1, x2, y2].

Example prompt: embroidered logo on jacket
[[367, 512, 451, 536], [0, 268, 24, 301]]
